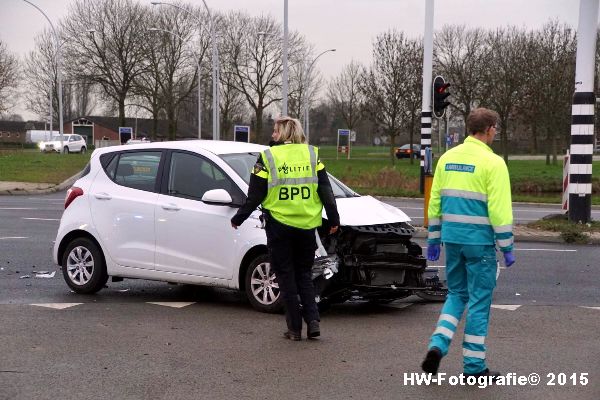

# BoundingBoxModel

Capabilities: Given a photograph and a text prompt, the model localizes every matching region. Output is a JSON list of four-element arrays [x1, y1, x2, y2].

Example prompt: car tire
[[61, 237, 108, 294], [244, 254, 284, 313], [63, 146, 69, 154], [80, 146, 86, 154]]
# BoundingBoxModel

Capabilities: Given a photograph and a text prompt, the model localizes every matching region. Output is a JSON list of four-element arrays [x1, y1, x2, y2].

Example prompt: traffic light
[[433, 76, 451, 118]]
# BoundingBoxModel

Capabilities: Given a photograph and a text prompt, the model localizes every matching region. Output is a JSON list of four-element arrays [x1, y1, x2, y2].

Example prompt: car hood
[[332, 195, 411, 226]]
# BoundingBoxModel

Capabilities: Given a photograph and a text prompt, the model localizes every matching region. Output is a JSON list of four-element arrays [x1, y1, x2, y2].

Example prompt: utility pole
[[569, 0, 598, 223], [420, 0, 434, 193], [282, 0, 289, 115]]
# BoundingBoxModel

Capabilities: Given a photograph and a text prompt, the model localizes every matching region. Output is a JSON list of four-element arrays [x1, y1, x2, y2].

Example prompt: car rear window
[[100, 151, 162, 193]]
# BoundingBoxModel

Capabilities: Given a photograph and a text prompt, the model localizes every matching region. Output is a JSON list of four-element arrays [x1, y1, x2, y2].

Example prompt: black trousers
[[265, 216, 319, 333]]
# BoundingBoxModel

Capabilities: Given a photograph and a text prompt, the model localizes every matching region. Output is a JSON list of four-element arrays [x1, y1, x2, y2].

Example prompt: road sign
[[119, 127, 133, 144], [234, 125, 250, 142], [337, 129, 351, 160]]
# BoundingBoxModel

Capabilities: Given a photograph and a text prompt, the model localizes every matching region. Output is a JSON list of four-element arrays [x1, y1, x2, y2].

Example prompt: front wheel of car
[[62, 237, 108, 294], [245, 254, 283, 313], [63, 146, 69, 154]]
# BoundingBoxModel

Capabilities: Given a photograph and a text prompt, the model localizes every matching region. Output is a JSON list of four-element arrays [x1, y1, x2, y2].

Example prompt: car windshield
[[220, 152, 359, 198], [51, 134, 69, 140]]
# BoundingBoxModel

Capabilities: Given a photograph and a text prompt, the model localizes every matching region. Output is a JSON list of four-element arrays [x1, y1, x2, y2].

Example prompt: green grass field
[[1, 146, 599, 204]]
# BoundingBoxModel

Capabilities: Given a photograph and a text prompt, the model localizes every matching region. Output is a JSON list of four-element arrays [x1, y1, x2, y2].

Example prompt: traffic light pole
[[420, 0, 434, 194], [569, 0, 598, 223]]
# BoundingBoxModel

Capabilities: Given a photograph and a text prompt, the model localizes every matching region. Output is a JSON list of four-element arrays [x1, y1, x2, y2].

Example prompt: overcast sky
[[0, 0, 585, 119]]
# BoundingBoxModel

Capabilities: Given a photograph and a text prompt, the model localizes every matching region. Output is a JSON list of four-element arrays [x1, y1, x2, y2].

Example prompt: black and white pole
[[420, 0, 434, 194], [569, 0, 598, 223]]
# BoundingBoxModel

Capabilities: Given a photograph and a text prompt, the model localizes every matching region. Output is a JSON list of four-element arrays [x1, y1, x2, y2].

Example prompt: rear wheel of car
[[245, 254, 283, 313], [63, 146, 69, 154], [80, 146, 86, 154], [62, 237, 108, 294]]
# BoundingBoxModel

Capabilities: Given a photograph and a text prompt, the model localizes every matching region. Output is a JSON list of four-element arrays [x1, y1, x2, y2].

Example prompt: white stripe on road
[[31, 303, 82, 310], [580, 306, 600, 310], [491, 304, 521, 311], [0, 237, 28, 240], [147, 302, 196, 308], [0, 208, 39, 210], [516, 248, 577, 252], [22, 217, 60, 221]]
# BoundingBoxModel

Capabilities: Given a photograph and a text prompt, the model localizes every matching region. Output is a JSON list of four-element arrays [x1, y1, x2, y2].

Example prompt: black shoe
[[307, 320, 320, 339], [283, 330, 301, 341], [421, 347, 442, 374], [463, 368, 501, 379]]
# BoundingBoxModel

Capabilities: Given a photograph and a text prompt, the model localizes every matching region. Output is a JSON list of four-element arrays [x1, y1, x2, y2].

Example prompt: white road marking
[[516, 249, 577, 252], [0, 208, 39, 210], [385, 303, 413, 309], [147, 302, 195, 308], [31, 303, 82, 310], [491, 304, 521, 311], [0, 237, 28, 240], [22, 217, 60, 221], [580, 306, 600, 310]]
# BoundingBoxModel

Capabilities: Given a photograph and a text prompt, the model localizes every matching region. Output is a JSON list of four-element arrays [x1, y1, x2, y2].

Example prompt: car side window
[[109, 151, 161, 192], [168, 152, 237, 201]]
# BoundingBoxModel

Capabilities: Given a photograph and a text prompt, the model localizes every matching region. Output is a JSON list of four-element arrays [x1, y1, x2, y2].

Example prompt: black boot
[[421, 347, 442, 374], [463, 368, 501, 379], [283, 330, 301, 341], [307, 320, 320, 339]]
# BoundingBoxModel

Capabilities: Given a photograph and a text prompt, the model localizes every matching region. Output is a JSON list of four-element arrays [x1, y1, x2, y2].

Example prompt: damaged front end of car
[[313, 221, 446, 306]]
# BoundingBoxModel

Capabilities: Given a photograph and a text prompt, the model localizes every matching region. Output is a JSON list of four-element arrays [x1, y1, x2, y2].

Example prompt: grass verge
[[0, 150, 90, 184], [527, 214, 600, 243]]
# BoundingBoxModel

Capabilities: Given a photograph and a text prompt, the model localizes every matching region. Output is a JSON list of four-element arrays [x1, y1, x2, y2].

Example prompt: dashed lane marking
[[491, 304, 521, 311], [21, 217, 60, 221], [31, 303, 83, 310], [147, 302, 196, 308], [0, 237, 28, 240], [580, 306, 600, 310]]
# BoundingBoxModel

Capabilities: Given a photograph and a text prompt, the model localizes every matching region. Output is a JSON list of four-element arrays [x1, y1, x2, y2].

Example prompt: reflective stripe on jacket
[[427, 136, 513, 252], [255, 143, 324, 229]]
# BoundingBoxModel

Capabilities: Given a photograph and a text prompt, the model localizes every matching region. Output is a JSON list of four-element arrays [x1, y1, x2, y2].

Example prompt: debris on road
[[19, 275, 31, 279]]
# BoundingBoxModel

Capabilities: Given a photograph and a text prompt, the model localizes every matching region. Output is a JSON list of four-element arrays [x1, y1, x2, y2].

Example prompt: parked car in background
[[39, 134, 87, 154], [53, 140, 445, 314], [395, 143, 420, 159]]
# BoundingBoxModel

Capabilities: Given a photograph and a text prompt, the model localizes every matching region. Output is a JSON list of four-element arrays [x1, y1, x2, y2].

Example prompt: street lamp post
[[23, 0, 65, 153], [303, 49, 335, 143], [282, 0, 288, 116], [151, 1, 219, 140], [147, 27, 202, 139]]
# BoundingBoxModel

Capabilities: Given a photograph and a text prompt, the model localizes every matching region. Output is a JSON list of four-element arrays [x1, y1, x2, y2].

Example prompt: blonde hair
[[275, 116, 306, 144]]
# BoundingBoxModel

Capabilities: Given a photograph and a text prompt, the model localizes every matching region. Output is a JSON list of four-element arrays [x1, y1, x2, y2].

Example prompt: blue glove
[[503, 251, 515, 267], [427, 244, 440, 261]]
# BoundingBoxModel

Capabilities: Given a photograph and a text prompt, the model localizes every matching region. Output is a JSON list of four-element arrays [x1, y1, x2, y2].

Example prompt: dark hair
[[467, 108, 499, 135]]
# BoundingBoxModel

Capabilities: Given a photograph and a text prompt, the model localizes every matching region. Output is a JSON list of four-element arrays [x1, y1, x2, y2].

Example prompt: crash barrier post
[[563, 150, 570, 211], [423, 147, 434, 227]]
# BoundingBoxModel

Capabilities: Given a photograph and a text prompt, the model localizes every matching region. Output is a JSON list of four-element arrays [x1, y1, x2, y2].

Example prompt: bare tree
[[0, 39, 19, 115], [327, 61, 365, 133], [63, 0, 150, 127], [361, 30, 422, 162], [221, 11, 305, 143], [483, 27, 528, 162], [434, 25, 491, 133], [519, 21, 575, 164]]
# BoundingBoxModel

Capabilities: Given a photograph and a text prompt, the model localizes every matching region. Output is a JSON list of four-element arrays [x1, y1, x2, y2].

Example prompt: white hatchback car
[[40, 134, 87, 154], [54, 140, 442, 312]]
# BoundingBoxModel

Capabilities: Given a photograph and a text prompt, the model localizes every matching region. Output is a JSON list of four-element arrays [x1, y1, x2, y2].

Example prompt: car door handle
[[94, 192, 112, 200], [161, 203, 181, 211]]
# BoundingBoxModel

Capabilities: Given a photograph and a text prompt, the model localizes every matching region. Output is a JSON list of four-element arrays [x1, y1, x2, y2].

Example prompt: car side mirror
[[201, 189, 233, 205]]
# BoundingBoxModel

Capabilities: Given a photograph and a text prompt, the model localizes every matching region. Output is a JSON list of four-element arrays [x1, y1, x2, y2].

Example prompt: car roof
[[92, 139, 268, 157]]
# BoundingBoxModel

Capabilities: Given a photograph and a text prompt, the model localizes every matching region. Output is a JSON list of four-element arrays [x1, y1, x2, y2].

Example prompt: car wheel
[[63, 146, 69, 154], [62, 237, 108, 294], [80, 146, 86, 154], [245, 254, 283, 313]]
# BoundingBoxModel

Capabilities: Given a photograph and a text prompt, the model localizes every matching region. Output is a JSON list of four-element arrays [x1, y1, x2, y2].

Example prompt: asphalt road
[[382, 197, 600, 225], [1, 192, 600, 400]]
